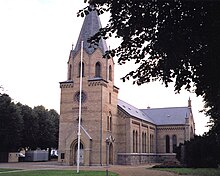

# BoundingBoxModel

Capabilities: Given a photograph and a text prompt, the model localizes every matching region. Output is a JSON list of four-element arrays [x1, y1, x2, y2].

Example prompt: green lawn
[[0, 168, 20, 172], [0, 170, 118, 176], [154, 168, 220, 176]]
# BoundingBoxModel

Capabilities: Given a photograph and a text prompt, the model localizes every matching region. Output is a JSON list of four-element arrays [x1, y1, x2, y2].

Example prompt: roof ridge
[[141, 106, 189, 110]]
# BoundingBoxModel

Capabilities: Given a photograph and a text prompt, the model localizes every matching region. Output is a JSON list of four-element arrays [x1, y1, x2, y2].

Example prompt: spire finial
[[188, 97, 191, 108]]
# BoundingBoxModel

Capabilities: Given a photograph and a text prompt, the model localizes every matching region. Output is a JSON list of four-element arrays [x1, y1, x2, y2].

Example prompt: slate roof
[[141, 107, 190, 125], [72, 10, 108, 57], [118, 99, 190, 126], [118, 99, 155, 124]]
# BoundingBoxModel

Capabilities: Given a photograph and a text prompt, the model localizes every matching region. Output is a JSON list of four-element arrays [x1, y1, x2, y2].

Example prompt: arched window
[[107, 112, 112, 131], [109, 112, 112, 131], [142, 132, 147, 153], [166, 135, 170, 153], [144, 132, 147, 153], [172, 135, 177, 153], [135, 130, 138, 153], [150, 134, 154, 153], [95, 62, 101, 77], [142, 132, 144, 153], [109, 116, 112, 131], [109, 65, 112, 81], [107, 116, 109, 131], [133, 130, 135, 153], [78, 62, 84, 77], [68, 64, 72, 80]]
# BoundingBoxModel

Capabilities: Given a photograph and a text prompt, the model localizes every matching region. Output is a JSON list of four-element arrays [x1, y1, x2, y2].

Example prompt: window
[[142, 132, 147, 153], [135, 130, 138, 153], [78, 62, 84, 77], [110, 115, 112, 131], [107, 116, 109, 131], [109, 93, 111, 104], [133, 130, 138, 153], [172, 135, 177, 153], [150, 134, 154, 153], [61, 153, 65, 159], [109, 65, 112, 81], [142, 132, 145, 153], [166, 135, 170, 153], [95, 62, 101, 77], [133, 130, 135, 153], [68, 64, 72, 80], [107, 112, 112, 131]]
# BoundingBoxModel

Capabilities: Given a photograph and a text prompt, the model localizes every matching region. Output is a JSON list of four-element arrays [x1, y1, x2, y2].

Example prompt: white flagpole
[[77, 41, 83, 173]]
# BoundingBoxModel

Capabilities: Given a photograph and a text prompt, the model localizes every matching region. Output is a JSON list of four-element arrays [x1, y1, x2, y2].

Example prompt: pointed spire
[[69, 44, 74, 59], [188, 97, 191, 108], [73, 10, 108, 56]]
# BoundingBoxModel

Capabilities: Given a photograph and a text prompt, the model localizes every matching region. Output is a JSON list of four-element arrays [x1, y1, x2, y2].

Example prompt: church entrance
[[109, 143, 113, 164], [72, 141, 84, 165]]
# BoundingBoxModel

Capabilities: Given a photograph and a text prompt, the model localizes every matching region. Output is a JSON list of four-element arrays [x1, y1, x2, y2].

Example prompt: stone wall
[[117, 153, 176, 165]]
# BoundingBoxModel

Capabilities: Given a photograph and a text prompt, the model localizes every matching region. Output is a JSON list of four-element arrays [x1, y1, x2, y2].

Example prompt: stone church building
[[58, 10, 195, 166]]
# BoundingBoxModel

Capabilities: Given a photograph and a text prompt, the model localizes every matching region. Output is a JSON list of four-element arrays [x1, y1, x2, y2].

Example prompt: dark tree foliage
[[33, 106, 59, 150], [17, 103, 39, 149], [48, 109, 59, 148], [80, 0, 220, 135], [0, 94, 23, 152], [178, 135, 220, 168], [0, 93, 59, 152]]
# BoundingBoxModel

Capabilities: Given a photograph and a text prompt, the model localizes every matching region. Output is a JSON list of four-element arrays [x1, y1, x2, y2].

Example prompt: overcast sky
[[0, 0, 210, 135]]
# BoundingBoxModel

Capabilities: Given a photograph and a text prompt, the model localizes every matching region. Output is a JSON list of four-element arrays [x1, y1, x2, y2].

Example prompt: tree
[[0, 92, 59, 154], [48, 109, 59, 148], [33, 106, 59, 149], [18, 104, 39, 149], [177, 135, 220, 168], [81, 1, 220, 135], [0, 94, 23, 152]]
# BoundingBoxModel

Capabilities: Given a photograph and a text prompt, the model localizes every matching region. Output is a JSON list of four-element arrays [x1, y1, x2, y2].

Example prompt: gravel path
[[0, 161, 178, 176]]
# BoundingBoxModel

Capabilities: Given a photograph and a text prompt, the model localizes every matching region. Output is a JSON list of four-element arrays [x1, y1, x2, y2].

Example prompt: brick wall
[[117, 153, 177, 165]]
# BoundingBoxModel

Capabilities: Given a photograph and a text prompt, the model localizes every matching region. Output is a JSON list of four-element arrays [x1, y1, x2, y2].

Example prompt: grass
[[0, 168, 20, 172], [0, 170, 118, 176], [154, 167, 220, 176]]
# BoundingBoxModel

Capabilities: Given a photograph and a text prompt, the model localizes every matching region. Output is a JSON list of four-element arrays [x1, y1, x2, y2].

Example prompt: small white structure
[[8, 152, 19, 162], [25, 150, 48, 161]]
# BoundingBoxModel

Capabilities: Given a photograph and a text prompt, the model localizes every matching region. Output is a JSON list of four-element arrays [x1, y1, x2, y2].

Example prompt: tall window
[[150, 134, 154, 153], [133, 130, 135, 153], [150, 134, 151, 152], [109, 92, 111, 104], [107, 116, 109, 131], [144, 132, 147, 153], [95, 62, 101, 77], [109, 113, 112, 131], [133, 130, 138, 153], [142, 132, 144, 153], [78, 62, 84, 77], [68, 64, 72, 80], [135, 130, 138, 153], [142, 132, 147, 153], [109, 65, 112, 81], [107, 112, 112, 131], [172, 135, 177, 153], [166, 135, 170, 153]]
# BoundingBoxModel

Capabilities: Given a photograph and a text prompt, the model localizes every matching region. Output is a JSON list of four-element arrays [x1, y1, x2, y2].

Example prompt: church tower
[[58, 10, 119, 166]]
